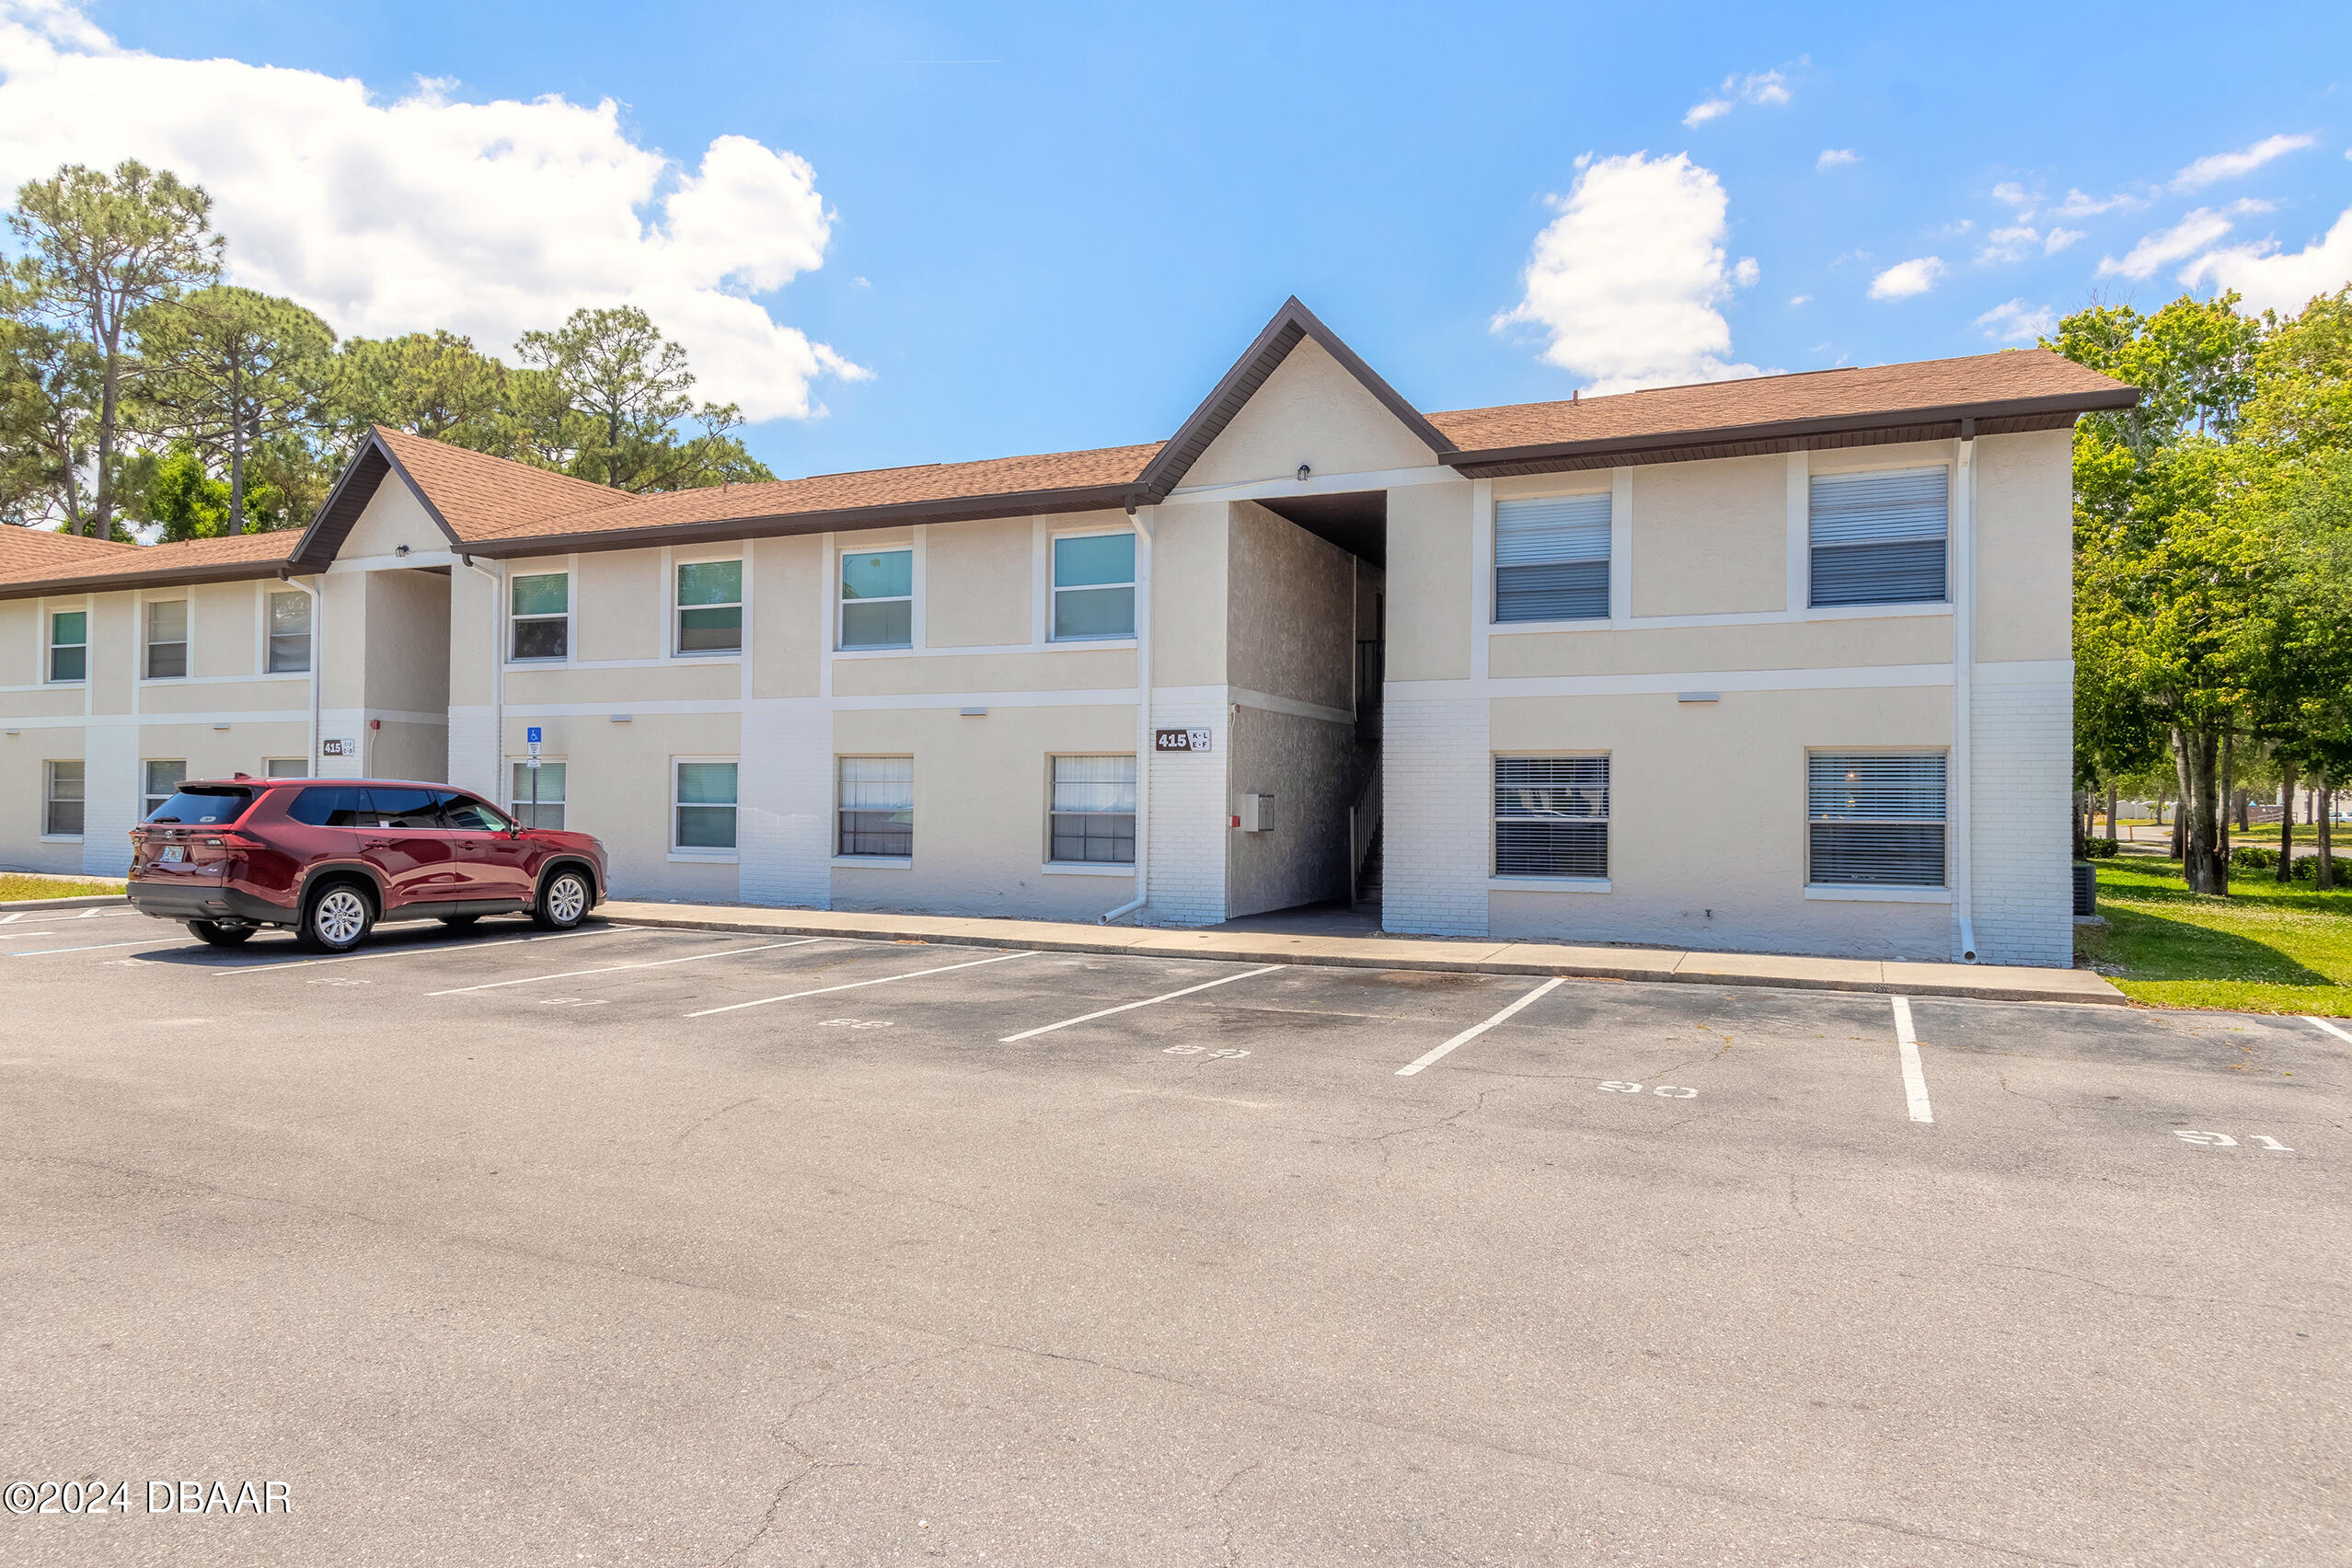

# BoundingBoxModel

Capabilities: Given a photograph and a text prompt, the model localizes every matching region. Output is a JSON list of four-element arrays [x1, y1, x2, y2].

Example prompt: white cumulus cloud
[[2044, 227, 2085, 254], [1684, 69, 1791, 127], [2171, 133, 2314, 192], [1816, 148, 1860, 171], [1868, 257, 1945, 300], [2097, 209, 2235, 280], [2054, 188, 2145, 219], [1977, 225, 2040, 265], [1974, 299, 2056, 342], [1493, 151, 1765, 394], [0, 1, 863, 422], [2182, 205, 2352, 315]]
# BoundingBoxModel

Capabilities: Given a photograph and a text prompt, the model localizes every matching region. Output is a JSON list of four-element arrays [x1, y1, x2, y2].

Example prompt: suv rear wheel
[[186, 919, 253, 948], [301, 881, 375, 953], [533, 868, 591, 930]]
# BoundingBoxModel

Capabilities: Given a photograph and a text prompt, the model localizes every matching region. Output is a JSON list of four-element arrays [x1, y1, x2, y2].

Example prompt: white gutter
[[1101, 506, 1155, 924], [1951, 428, 1978, 963], [461, 555, 504, 798]]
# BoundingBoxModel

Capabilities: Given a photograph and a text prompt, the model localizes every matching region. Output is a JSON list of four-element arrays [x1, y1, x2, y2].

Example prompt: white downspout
[[1101, 505, 1155, 924], [1952, 427, 1978, 963], [461, 555, 504, 799]]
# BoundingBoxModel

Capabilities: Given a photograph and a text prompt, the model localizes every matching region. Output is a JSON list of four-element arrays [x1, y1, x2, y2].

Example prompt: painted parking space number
[[538, 997, 608, 1008], [820, 1018, 894, 1029], [1164, 1045, 1250, 1058], [1599, 1081, 1698, 1098], [2175, 1130, 2296, 1151]]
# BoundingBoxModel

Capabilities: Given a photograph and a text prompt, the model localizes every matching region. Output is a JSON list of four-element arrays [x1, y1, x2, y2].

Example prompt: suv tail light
[[203, 832, 269, 850]]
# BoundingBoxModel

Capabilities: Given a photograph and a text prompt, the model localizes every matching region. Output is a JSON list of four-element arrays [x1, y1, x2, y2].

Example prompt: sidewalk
[[599, 899, 2126, 1006]]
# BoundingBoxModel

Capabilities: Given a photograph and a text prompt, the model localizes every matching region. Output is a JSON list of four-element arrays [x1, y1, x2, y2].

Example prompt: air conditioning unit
[[1239, 792, 1274, 833]]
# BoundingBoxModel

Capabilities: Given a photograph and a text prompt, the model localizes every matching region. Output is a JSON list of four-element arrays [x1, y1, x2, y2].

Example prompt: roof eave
[[0, 556, 296, 602], [1439, 387, 2141, 476]]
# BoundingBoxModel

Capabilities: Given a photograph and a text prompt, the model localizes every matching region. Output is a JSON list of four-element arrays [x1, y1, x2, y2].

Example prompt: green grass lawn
[[2077, 857, 2352, 1016], [0, 873, 123, 903]]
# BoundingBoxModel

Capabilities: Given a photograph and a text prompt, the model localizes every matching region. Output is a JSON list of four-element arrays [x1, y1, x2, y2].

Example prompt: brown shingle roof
[[0, 526, 294, 594], [374, 426, 639, 540]]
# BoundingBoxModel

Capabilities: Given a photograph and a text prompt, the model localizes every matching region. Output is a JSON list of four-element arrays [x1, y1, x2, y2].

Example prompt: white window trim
[[669, 755, 741, 861], [1046, 752, 1138, 867], [143, 597, 190, 682], [45, 598, 89, 686], [1046, 525, 1138, 644], [1488, 876, 1611, 894], [506, 568, 573, 665], [1804, 462, 1954, 612], [263, 584, 315, 675], [831, 855, 912, 870], [1804, 884, 1953, 904], [835, 539, 917, 652], [1492, 751, 1611, 882], [672, 553, 747, 660], [41, 757, 85, 839], [1043, 861, 1136, 877], [835, 753, 915, 860]]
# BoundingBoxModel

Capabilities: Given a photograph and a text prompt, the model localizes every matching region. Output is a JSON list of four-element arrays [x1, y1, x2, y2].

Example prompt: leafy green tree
[[2242, 286, 2352, 459], [6, 161, 222, 535], [2048, 294, 2261, 455], [135, 285, 334, 533], [121, 444, 289, 542], [331, 329, 510, 452], [513, 306, 772, 491], [0, 304, 102, 531]]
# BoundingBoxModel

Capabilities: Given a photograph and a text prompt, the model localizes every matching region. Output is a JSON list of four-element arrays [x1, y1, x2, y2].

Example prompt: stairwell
[[1354, 822, 1383, 910]]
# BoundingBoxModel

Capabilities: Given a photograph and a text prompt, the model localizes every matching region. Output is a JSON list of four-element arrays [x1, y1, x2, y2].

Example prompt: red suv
[[127, 776, 608, 953]]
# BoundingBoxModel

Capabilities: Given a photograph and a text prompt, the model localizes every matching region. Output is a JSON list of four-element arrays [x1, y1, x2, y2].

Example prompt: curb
[[0, 894, 131, 912], [595, 911, 2127, 1008]]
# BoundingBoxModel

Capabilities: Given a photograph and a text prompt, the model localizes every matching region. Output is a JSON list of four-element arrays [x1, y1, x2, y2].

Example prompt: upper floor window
[[511, 572, 570, 661], [1051, 532, 1135, 640], [1493, 494, 1610, 622], [1493, 755, 1609, 879], [675, 560, 743, 654], [1807, 752, 1947, 887], [839, 548, 912, 650], [1809, 467, 1948, 607], [267, 590, 311, 674], [48, 610, 86, 683], [145, 600, 188, 679]]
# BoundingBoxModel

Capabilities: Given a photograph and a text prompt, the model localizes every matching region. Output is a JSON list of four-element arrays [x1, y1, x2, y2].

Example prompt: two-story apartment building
[[0, 299, 2134, 965]]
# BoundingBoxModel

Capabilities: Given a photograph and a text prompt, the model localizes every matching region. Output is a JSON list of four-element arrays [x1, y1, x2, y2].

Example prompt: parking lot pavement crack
[[717, 1462, 835, 1568], [1996, 1071, 2070, 1124], [673, 1096, 766, 1149]]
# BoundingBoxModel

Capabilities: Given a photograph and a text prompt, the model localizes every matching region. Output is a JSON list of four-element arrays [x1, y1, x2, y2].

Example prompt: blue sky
[[8, 1, 2352, 478]]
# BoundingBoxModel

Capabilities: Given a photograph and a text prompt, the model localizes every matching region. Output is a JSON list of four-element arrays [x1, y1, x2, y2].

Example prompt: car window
[[367, 789, 443, 829], [146, 785, 253, 825], [287, 786, 370, 827], [436, 793, 509, 832]]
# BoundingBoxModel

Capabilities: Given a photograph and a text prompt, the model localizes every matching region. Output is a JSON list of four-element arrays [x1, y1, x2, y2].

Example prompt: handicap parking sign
[[526, 726, 543, 744]]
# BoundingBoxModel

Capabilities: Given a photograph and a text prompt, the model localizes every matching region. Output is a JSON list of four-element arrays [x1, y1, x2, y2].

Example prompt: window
[[676, 560, 743, 654], [267, 590, 311, 673], [837, 755, 912, 857], [49, 610, 86, 683], [370, 788, 443, 829], [265, 758, 307, 778], [1809, 467, 1949, 607], [43, 760, 84, 836], [1493, 494, 1610, 622], [1807, 753, 1948, 887], [838, 548, 912, 650], [143, 759, 187, 820], [146, 599, 188, 679], [510, 572, 569, 661], [1049, 755, 1136, 864], [147, 784, 251, 825], [1051, 532, 1135, 640], [436, 792, 511, 832], [511, 761, 567, 830], [287, 785, 369, 827], [1493, 755, 1608, 879], [674, 760, 739, 851]]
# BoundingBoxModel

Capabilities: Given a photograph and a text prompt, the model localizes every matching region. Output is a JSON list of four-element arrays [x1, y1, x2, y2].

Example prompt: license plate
[[160, 845, 186, 863]]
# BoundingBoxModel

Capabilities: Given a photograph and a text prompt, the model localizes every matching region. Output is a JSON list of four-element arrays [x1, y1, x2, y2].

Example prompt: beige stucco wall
[[0, 597, 40, 685], [575, 550, 662, 663], [1228, 501, 1355, 711], [505, 660, 741, 708], [752, 535, 822, 699], [138, 676, 309, 716], [1387, 479, 1473, 682], [830, 649, 1135, 698], [1490, 613, 1951, 680], [1629, 455, 1787, 617], [1974, 430, 2072, 664], [1487, 684, 1955, 957], [130, 720, 313, 786], [927, 517, 1032, 648], [1147, 500, 1227, 690], [339, 473, 447, 559], [447, 562, 495, 708], [0, 724, 86, 872], [363, 570, 452, 718], [189, 582, 257, 678], [1183, 338, 1443, 489], [501, 709, 743, 904], [86, 594, 133, 714]]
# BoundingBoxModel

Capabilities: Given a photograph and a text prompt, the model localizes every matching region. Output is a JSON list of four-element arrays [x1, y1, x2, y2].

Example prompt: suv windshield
[[146, 785, 254, 825]]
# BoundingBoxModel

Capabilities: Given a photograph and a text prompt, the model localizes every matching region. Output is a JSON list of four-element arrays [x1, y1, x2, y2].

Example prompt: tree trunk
[[2106, 782, 2119, 847], [2170, 732, 2191, 860], [2219, 732, 2233, 864], [2180, 726, 2226, 894], [90, 303, 122, 538], [227, 358, 246, 536], [2319, 786, 2335, 893], [2278, 764, 2298, 882], [2072, 790, 2087, 860]]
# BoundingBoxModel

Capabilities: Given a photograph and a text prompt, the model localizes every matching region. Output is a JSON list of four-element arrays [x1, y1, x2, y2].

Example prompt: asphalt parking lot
[[3, 906, 2346, 1565]]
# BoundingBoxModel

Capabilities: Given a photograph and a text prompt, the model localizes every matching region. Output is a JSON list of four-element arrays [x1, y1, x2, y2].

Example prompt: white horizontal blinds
[[838, 755, 914, 857], [1050, 755, 1136, 863], [511, 761, 567, 830], [1493, 755, 1608, 878], [1809, 467, 1949, 606], [1807, 753, 1947, 886], [1494, 493, 1610, 622], [146, 599, 188, 678], [267, 591, 311, 673], [45, 760, 84, 836]]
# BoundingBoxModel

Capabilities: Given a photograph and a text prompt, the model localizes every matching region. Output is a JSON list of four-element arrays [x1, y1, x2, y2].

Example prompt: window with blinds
[[1493, 755, 1608, 879], [1494, 493, 1610, 622], [1807, 753, 1947, 886], [1049, 755, 1136, 863], [838, 755, 914, 857], [1809, 467, 1949, 606]]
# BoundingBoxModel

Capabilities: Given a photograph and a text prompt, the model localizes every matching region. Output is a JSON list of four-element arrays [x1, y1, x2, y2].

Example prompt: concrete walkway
[[598, 899, 2125, 1006]]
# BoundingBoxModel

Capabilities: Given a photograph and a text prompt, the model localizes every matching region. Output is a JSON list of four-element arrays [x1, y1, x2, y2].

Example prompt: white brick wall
[[1967, 669, 2073, 966], [444, 710, 498, 801], [80, 722, 137, 877], [1142, 700, 1228, 927], [1382, 695, 1489, 937], [739, 708, 834, 909]]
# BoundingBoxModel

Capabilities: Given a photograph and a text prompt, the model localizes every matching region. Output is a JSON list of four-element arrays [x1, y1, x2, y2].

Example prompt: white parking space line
[[211, 925, 619, 979], [997, 963, 1285, 1043], [9, 937, 181, 957], [1892, 996, 1933, 1124], [2304, 1015, 2352, 1045], [0, 911, 21, 923], [427, 938, 825, 996], [1395, 978, 1564, 1078], [0, 931, 58, 940], [686, 949, 1035, 1019]]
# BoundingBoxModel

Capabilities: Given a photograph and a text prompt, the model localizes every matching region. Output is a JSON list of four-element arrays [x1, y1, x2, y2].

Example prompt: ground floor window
[[1493, 755, 1608, 878], [44, 759, 84, 836], [265, 758, 307, 778], [511, 761, 568, 830], [143, 759, 186, 820], [1050, 755, 1136, 863], [838, 755, 913, 857], [674, 760, 738, 852], [1807, 752, 1948, 886]]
